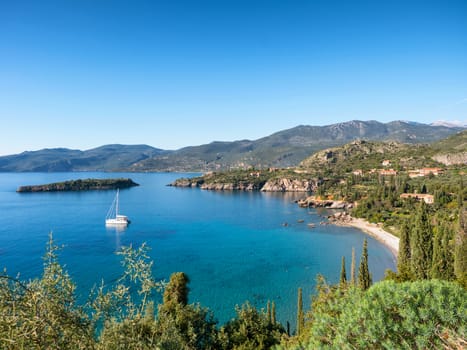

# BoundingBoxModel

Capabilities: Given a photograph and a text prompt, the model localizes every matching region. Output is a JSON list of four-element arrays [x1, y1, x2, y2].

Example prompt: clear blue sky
[[1, 0, 466, 155]]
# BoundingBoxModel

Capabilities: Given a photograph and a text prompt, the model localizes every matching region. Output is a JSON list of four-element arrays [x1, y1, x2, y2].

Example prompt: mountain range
[[0, 120, 464, 172]]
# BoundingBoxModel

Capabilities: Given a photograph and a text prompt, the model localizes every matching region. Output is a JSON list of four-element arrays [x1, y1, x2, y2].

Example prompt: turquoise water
[[0, 172, 396, 326]]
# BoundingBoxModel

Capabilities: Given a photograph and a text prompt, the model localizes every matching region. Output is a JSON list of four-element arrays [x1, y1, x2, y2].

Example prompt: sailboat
[[105, 189, 130, 226]]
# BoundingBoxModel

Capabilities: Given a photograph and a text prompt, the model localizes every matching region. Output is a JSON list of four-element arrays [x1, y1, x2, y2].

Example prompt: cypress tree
[[350, 247, 356, 285], [421, 184, 427, 194], [411, 201, 433, 279], [160, 272, 189, 314], [443, 224, 455, 280], [458, 177, 464, 208], [454, 207, 467, 287], [267, 300, 271, 324], [297, 287, 304, 335], [339, 256, 347, 286], [358, 238, 372, 290], [431, 222, 455, 280], [271, 301, 276, 325], [397, 219, 412, 281], [431, 224, 445, 279]]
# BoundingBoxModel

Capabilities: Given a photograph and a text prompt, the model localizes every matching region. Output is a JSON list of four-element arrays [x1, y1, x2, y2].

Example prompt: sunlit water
[[0, 172, 396, 326]]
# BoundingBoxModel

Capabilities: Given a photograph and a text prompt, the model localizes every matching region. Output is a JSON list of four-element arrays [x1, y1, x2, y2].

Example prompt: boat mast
[[116, 189, 119, 217]]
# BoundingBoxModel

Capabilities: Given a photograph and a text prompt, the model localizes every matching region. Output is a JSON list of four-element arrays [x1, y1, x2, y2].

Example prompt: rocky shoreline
[[17, 178, 139, 192], [296, 196, 399, 257]]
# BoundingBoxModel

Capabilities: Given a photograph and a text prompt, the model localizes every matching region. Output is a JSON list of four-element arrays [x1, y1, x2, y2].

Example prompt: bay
[[0, 172, 396, 326]]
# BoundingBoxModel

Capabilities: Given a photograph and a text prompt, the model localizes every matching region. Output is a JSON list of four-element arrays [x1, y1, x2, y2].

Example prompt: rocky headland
[[170, 176, 321, 192], [260, 178, 320, 192], [17, 178, 139, 192], [297, 196, 353, 209]]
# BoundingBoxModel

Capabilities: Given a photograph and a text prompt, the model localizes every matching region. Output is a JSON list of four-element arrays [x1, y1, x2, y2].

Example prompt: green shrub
[[305, 280, 466, 349]]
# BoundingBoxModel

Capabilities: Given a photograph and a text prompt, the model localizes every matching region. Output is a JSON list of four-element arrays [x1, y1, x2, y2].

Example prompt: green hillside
[[298, 140, 436, 173], [298, 130, 467, 175]]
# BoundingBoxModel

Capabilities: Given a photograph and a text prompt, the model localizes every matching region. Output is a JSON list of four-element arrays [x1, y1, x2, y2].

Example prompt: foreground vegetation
[[1, 235, 465, 349]]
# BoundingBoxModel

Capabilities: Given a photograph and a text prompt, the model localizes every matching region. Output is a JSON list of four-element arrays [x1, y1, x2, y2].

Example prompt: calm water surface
[[0, 172, 396, 325]]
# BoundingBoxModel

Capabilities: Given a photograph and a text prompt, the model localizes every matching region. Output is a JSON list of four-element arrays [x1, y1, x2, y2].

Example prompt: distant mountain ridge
[[0, 144, 165, 172], [0, 120, 464, 172]]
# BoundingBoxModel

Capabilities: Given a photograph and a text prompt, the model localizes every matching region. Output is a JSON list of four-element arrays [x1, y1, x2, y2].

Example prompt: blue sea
[[0, 172, 396, 326]]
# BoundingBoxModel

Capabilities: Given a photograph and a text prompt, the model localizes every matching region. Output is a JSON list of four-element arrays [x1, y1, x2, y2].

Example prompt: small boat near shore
[[105, 189, 130, 226]]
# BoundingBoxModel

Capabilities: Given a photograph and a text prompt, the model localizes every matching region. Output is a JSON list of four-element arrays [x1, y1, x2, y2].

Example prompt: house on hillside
[[382, 160, 391, 167], [379, 169, 398, 176], [400, 193, 434, 204], [408, 167, 444, 178]]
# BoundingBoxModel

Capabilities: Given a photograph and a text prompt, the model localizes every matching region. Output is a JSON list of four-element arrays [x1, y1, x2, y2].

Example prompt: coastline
[[334, 216, 400, 258]]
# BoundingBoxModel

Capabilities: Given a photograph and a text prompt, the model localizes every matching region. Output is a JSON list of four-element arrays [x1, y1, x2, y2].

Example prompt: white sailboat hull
[[105, 215, 129, 226], [105, 190, 130, 226]]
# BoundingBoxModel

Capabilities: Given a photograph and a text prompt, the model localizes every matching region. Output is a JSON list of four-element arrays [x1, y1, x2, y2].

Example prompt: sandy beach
[[338, 217, 400, 258]]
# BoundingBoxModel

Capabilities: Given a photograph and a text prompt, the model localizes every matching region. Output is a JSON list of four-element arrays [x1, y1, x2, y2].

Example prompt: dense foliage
[[221, 303, 284, 350], [0, 237, 94, 349], [292, 280, 466, 349]]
